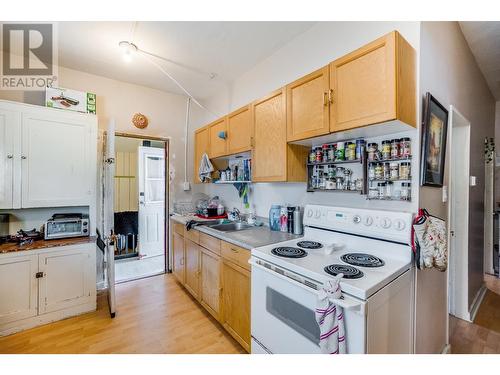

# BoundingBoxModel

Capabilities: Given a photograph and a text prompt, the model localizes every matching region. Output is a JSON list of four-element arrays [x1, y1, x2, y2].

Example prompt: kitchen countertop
[[0, 236, 97, 254], [170, 214, 302, 250]]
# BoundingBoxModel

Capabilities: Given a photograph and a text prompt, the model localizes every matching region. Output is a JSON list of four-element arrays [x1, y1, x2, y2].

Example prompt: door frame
[[447, 106, 472, 322], [113, 132, 170, 276]]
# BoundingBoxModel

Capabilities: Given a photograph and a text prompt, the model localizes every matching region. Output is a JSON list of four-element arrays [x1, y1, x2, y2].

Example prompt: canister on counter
[[287, 206, 296, 233], [381, 140, 391, 160], [293, 207, 303, 235]]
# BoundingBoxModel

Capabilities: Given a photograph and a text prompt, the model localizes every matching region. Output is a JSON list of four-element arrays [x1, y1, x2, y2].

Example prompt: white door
[[0, 107, 21, 209], [138, 146, 165, 257], [21, 111, 92, 208], [103, 120, 116, 317], [38, 246, 93, 314], [0, 254, 38, 324]]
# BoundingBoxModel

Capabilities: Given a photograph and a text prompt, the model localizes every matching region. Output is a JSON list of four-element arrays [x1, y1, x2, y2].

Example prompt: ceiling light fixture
[[119, 41, 138, 63]]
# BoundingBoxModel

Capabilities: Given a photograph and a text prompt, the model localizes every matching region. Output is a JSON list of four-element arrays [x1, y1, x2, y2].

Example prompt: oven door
[[250, 258, 367, 354]]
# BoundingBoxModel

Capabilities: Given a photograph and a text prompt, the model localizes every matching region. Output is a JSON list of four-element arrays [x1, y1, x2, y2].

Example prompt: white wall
[[495, 101, 500, 202], [417, 21, 496, 353], [192, 22, 421, 217]]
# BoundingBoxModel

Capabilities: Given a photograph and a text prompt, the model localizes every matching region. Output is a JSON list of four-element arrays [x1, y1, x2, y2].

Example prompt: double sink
[[195, 219, 254, 232]]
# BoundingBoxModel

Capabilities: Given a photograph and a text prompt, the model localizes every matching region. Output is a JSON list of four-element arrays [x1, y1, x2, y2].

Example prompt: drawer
[[199, 233, 221, 255], [221, 241, 250, 271], [173, 222, 185, 236], [184, 228, 200, 244]]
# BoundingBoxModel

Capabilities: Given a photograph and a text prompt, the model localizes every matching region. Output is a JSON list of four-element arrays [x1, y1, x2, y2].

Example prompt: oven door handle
[[249, 258, 365, 313]]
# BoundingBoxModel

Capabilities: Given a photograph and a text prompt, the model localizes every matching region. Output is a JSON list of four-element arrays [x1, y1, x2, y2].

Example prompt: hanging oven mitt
[[412, 209, 447, 271]]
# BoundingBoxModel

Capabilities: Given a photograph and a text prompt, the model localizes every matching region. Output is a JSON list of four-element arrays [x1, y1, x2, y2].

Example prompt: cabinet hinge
[[35, 271, 44, 278]]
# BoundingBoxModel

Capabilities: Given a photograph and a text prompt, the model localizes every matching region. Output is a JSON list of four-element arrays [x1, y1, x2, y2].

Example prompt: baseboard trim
[[0, 301, 96, 337], [469, 284, 487, 322]]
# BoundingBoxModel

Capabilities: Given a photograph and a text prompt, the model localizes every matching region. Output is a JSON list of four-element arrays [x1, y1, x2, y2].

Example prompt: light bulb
[[119, 41, 137, 63]]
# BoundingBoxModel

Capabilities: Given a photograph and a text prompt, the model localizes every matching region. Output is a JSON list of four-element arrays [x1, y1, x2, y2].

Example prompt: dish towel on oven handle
[[315, 275, 346, 354], [411, 208, 447, 271]]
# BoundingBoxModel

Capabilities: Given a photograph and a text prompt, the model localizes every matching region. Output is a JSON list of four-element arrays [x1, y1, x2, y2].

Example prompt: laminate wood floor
[[0, 274, 246, 354], [450, 275, 500, 354]]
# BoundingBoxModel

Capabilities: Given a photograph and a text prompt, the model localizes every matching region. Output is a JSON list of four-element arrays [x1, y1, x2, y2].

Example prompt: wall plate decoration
[[420, 93, 448, 187], [132, 113, 148, 129]]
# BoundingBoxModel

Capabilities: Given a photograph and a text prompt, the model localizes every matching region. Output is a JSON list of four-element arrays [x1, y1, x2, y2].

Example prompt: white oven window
[[266, 287, 320, 345]]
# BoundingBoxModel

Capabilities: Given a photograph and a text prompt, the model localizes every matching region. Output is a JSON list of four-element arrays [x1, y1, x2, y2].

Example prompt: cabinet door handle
[[180, 258, 184, 266], [250, 136, 255, 148], [7, 154, 13, 159], [21, 155, 27, 160], [323, 91, 328, 107], [328, 89, 334, 104], [230, 248, 238, 253]]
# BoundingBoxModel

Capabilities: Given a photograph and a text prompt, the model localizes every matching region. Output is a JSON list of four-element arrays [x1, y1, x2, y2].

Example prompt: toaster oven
[[44, 214, 89, 240]]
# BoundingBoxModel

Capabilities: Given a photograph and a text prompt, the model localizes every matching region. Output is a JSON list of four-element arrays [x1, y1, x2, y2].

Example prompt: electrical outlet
[[442, 186, 448, 203], [470, 176, 477, 187], [183, 182, 191, 191]]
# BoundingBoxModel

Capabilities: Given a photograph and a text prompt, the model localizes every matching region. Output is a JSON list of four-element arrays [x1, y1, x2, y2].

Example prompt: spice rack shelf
[[366, 197, 412, 202], [306, 188, 362, 193], [369, 178, 412, 183], [307, 159, 362, 166], [367, 156, 412, 164]]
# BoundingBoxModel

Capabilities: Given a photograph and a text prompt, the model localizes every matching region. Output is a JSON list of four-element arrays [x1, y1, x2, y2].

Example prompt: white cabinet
[[0, 243, 96, 336], [0, 254, 38, 325], [0, 107, 21, 209], [38, 245, 95, 314], [0, 100, 97, 209]]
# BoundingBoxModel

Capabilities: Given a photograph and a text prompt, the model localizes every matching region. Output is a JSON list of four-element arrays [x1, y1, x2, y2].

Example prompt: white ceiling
[[460, 21, 500, 100], [56, 21, 315, 100]]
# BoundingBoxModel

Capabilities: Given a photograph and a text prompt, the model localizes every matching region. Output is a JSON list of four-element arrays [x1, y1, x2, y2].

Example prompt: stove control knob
[[380, 217, 391, 229], [306, 208, 314, 218], [353, 215, 361, 224], [363, 216, 373, 226], [394, 219, 406, 231]]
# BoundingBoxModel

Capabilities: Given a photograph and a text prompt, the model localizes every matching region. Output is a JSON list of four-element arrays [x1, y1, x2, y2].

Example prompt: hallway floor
[[450, 275, 500, 353], [0, 274, 245, 354], [115, 254, 165, 283]]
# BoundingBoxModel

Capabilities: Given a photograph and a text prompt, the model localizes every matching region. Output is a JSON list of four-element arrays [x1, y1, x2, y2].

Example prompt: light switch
[[470, 176, 477, 186], [442, 186, 448, 203]]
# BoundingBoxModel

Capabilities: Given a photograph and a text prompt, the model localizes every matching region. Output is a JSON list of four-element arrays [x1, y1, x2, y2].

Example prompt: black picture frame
[[420, 93, 449, 187]]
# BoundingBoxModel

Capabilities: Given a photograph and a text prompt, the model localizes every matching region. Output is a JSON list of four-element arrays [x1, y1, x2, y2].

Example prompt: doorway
[[113, 134, 168, 283], [447, 106, 472, 321]]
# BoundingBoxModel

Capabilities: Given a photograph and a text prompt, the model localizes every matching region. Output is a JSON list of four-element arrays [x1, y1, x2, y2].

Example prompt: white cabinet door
[[21, 111, 92, 207], [0, 254, 38, 324], [38, 245, 94, 314], [0, 106, 21, 209]]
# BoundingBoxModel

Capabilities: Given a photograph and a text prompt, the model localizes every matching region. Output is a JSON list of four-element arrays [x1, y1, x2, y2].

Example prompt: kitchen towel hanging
[[198, 153, 214, 183], [412, 208, 447, 271], [315, 276, 346, 354]]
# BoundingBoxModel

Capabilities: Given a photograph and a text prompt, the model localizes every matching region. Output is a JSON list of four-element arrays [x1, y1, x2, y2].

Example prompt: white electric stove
[[250, 205, 415, 354]]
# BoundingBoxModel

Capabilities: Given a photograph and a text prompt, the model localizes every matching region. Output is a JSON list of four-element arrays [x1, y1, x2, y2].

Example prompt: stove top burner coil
[[271, 247, 308, 258], [341, 253, 385, 268], [296, 241, 323, 249], [324, 264, 364, 279]]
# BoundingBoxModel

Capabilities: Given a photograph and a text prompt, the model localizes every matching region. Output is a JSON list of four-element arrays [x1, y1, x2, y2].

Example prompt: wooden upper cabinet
[[194, 127, 210, 184], [252, 88, 309, 182], [227, 105, 252, 154], [208, 117, 228, 158], [286, 66, 330, 142], [252, 89, 287, 182], [329, 31, 416, 132]]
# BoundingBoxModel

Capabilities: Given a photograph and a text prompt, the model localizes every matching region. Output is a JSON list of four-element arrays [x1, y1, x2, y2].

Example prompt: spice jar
[[400, 162, 411, 180], [369, 186, 379, 199], [401, 182, 411, 201], [355, 178, 363, 191], [356, 139, 366, 160], [367, 143, 378, 161], [374, 163, 383, 180], [335, 142, 345, 161], [309, 148, 316, 163], [390, 162, 399, 180], [400, 138, 411, 158], [378, 182, 386, 199], [315, 147, 322, 162], [385, 181, 393, 199], [381, 140, 391, 160], [336, 176, 344, 190], [368, 164, 376, 180], [346, 142, 356, 160], [390, 139, 400, 159], [383, 162, 390, 180], [328, 145, 335, 162], [322, 144, 329, 162]]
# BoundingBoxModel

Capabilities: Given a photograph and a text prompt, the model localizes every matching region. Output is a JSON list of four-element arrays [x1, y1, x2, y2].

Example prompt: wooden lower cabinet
[[221, 259, 251, 352], [200, 248, 222, 320], [172, 232, 185, 284], [171, 226, 251, 352], [184, 239, 201, 299]]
